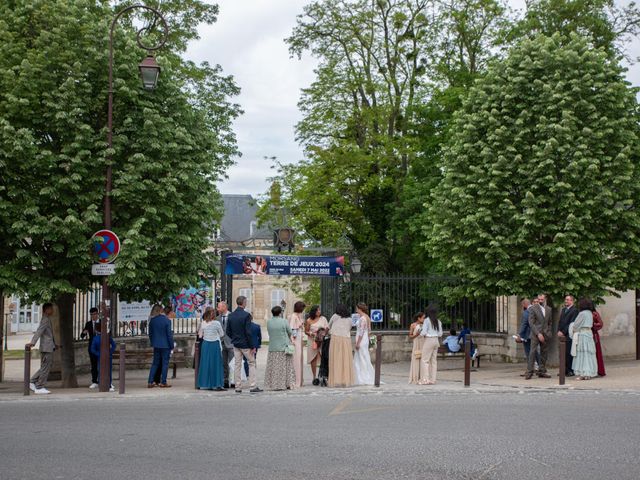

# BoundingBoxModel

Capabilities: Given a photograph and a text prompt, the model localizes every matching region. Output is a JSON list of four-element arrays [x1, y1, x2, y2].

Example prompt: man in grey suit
[[216, 301, 235, 389], [27, 303, 57, 394], [525, 293, 553, 379]]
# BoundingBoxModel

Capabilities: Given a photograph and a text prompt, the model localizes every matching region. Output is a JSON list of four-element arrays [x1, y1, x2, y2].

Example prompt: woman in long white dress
[[353, 302, 375, 385], [289, 300, 306, 388]]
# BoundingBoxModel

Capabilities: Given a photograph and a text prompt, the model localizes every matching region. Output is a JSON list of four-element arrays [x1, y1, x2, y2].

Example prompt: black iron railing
[[322, 274, 508, 333]]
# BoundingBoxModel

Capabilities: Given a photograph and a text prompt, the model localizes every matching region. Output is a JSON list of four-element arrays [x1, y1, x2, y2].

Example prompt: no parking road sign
[[371, 309, 383, 323], [92, 229, 120, 264]]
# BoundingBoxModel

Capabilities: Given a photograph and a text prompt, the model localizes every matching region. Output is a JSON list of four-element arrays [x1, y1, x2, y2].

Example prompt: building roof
[[218, 194, 271, 242]]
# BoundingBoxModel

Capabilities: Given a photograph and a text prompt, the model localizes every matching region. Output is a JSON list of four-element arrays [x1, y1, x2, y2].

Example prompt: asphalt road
[[1, 389, 639, 480]]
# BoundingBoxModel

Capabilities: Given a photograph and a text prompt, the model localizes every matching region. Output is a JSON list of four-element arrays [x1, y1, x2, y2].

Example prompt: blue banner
[[224, 254, 345, 277]]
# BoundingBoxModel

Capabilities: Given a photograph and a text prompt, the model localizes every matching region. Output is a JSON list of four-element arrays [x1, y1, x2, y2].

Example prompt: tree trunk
[[57, 292, 78, 388]]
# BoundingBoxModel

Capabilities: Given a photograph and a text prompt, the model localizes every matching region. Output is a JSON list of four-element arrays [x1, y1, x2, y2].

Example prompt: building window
[[239, 288, 252, 313], [271, 289, 286, 308]]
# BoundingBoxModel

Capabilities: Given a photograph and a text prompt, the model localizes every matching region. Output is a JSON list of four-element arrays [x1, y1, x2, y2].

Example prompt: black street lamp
[[99, 4, 169, 393]]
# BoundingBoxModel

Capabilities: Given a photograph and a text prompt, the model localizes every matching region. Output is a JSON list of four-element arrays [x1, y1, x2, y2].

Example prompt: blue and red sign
[[92, 230, 121, 264]]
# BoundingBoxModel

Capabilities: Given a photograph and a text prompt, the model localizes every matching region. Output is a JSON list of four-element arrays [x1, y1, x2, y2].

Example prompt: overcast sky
[[186, 0, 640, 198]]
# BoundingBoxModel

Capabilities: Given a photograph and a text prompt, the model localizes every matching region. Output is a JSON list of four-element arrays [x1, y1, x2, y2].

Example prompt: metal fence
[[322, 274, 508, 333], [73, 285, 199, 340]]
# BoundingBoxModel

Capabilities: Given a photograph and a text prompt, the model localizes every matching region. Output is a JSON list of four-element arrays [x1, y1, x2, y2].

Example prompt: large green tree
[[425, 33, 640, 300], [0, 0, 241, 384], [259, 0, 507, 273]]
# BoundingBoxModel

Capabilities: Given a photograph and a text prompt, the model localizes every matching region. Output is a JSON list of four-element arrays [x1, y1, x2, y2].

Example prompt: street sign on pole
[[92, 229, 120, 264], [371, 309, 384, 323]]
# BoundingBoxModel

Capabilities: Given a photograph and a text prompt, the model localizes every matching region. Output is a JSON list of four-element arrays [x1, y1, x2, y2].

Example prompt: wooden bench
[[437, 345, 481, 368], [112, 348, 187, 379]]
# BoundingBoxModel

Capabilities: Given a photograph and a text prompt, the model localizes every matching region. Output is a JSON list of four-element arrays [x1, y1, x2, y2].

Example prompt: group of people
[[24, 293, 610, 395], [516, 294, 606, 380], [191, 298, 379, 392]]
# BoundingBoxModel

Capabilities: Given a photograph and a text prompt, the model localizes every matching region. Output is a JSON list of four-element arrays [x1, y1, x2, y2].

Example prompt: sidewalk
[[2, 350, 640, 401]]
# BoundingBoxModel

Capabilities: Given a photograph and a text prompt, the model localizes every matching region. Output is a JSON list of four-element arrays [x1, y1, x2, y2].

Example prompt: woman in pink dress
[[289, 301, 306, 387], [591, 302, 606, 376]]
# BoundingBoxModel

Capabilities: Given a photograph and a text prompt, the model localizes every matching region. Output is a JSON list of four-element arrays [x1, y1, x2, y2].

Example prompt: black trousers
[[89, 350, 99, 383], [565, 337, 574, 374]]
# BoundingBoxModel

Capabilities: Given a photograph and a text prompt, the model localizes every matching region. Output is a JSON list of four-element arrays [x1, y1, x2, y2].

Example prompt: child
[[443, 329, 461, 354], [458, 324, 478, 360], [90, 322, 117, 392]]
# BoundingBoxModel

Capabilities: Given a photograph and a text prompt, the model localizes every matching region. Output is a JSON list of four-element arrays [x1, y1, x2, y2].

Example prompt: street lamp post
[[99, 4, 169, 392]]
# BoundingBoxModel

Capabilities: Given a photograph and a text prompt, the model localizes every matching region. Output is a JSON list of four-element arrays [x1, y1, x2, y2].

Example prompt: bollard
[[374, 334, 382, 387], [559, 336, 566, 386], [464, 337, 471, 387], [300, 339, 304, 387], [194, 341, 201, 390], [24, 344, 32, 396], [119, 343, 126, 394]]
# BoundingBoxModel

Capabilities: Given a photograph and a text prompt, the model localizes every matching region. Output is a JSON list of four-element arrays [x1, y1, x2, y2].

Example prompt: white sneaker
[[89, 383, 99, 389], [34, 388, 50, 395], [109, 385, 115, 392], [29, 382, 36, 392]]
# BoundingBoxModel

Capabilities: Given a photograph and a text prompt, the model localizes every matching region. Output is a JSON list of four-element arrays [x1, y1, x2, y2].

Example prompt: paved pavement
[[2, 343, 640, 400], [3, 337, 640, 479]]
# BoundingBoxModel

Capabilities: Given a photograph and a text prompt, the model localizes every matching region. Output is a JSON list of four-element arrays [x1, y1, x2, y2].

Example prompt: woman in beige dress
[[289, 301, 306, 388], [408, 312, 426, 384], [305, 305, 329, 386], [328, 304, 355, 388]]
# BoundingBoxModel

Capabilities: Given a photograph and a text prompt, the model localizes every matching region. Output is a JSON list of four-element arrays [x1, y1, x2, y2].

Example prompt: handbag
[[285, 343, 295, 355]]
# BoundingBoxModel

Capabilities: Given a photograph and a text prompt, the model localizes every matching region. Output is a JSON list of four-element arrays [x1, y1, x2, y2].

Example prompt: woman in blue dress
[[571, 298, 598, 380], [197, 309, 225, 390]]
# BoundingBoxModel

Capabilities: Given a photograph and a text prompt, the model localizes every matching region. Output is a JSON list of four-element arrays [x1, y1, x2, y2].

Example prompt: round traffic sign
[[92, 230, 121, 264]]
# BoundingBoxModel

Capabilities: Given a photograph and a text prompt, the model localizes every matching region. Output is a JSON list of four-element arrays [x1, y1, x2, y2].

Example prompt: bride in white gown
[[354, 303, 375, 385]]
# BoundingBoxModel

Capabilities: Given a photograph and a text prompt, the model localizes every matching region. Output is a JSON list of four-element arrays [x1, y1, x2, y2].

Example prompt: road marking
[[479, 461, 503, 479], [329, 396, 397, 416], [329, 396, 353, 416]]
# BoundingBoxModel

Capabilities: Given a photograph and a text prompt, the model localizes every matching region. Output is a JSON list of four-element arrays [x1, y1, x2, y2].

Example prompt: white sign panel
[[119, 300, 152, 324], [92, 264, 116, 276]]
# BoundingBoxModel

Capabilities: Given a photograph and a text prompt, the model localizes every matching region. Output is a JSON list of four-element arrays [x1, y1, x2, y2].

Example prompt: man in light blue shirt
[[443, 329, 461, 353]]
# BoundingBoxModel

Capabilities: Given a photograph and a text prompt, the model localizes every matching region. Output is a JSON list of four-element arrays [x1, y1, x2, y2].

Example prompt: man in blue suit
[[244, 320, 262, 377], [226, 296, 261, 393], [147, 304, 174, 388]]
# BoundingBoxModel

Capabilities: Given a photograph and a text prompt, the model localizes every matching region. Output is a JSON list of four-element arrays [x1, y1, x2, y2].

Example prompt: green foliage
[[0, 0, 241, 303], [425, 33, 640, 299], [508, 0, 640, 56], [259, 0, 507, 273]]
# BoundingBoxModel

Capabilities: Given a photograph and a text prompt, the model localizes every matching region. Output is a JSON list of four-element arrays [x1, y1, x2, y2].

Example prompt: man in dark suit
[[81, 307, 100, 388], [244, 320, 262, 378], [557, 295, 578, 377], [226, 296, 261, 393], [147, 304, 174, 388], [525, 293, 553, 379]]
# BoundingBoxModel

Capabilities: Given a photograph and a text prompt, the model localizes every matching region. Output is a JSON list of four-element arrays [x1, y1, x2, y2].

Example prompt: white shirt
[[199, 320, 224, 342], [420, 318, 443, 337]]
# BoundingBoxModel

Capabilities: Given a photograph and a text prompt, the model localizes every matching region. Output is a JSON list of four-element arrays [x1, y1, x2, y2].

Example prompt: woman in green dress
[[571, 298, 598, 380], [264, 305, 296, 391]]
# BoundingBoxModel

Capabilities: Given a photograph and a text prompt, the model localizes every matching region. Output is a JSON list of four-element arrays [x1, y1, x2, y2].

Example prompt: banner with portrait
[[224, 254, 345, 277]]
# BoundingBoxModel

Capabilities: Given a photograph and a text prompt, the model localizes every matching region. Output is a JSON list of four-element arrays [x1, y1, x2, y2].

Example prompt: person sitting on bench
[[458, 324, 478, 360], [443, 329, 461, 354]]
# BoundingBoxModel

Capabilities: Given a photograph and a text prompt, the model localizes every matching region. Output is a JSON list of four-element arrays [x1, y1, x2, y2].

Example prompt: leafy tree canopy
[[0, 0, 241, 303], [425, 33, 640, 300]]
